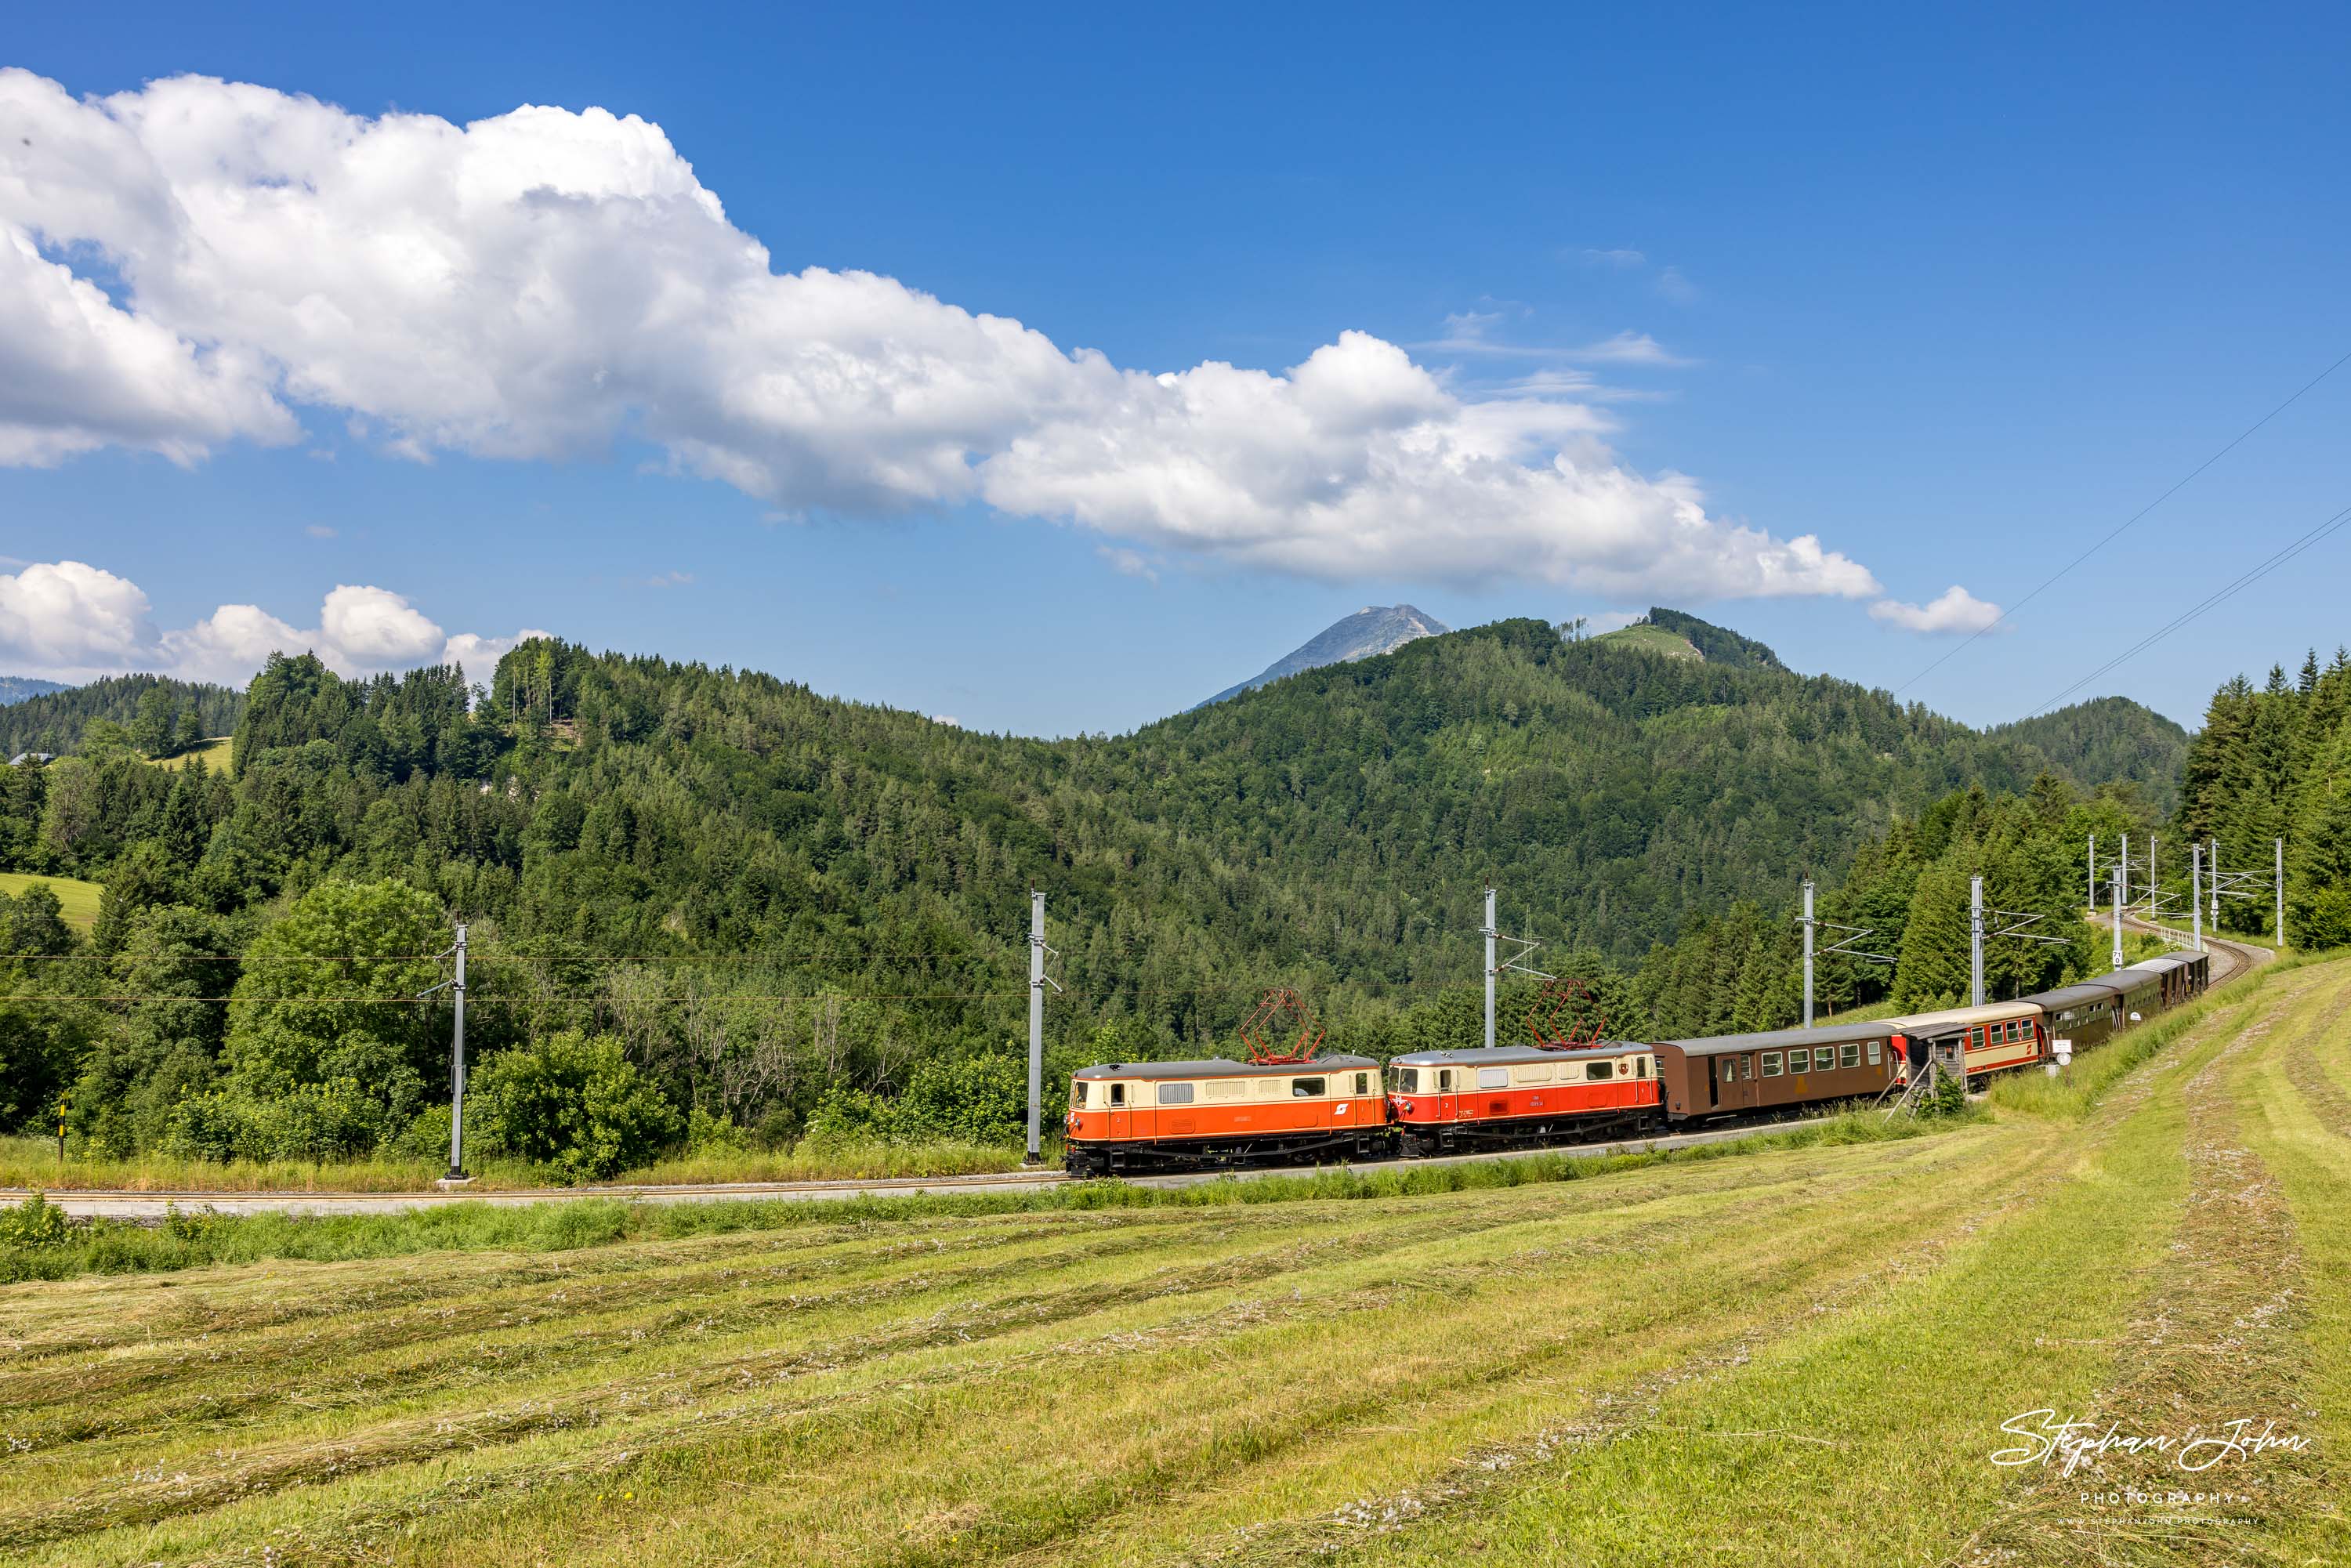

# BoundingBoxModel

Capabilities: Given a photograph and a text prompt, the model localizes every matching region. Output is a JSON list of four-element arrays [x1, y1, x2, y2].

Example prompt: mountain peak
[[1199, 604, 1451, 707]]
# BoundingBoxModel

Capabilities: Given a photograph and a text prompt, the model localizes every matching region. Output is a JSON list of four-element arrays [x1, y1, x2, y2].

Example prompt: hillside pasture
[[0, 871, 102, 930], [143, 736, 233, 774]]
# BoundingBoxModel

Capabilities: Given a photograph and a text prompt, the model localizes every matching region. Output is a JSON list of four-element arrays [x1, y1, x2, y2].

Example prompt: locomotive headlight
[[1396, 1099, 1415, 1114]]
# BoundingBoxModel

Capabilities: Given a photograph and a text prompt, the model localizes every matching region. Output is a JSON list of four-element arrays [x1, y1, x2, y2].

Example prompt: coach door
[[1437, 1066, 1458, 1121], [1714, 1052, 1756, 1111], [1107, 1081, 1131, 1139]]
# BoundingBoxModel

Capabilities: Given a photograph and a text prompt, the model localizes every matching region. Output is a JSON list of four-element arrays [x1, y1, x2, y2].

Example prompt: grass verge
[[0, 1107, 1974, 1284], [0, 1134, 1037, 1194]]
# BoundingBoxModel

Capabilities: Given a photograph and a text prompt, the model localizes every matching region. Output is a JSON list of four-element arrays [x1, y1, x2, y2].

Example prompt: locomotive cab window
[[1108, 1083, 1126, 1106], [1477, 1066, 1510, 1089], [1439, 1069, 1454, 1091], [1636, 1056, 1649, 1078], [1353, 1072, 1371, 1095], [1393, 1067, 1419, 1093], [1761, 1052, 1782, 1077], [1157, 1082, 1194, 1106], [1291, 1077, 1326, 1099], [1071, 1082, 1087, 1108]]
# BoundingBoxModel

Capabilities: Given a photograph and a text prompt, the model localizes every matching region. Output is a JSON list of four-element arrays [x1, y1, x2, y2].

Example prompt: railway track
[[2100, 913, 2270, 987], [17, 1113, 1838, 1220], [14, 928, 2269, 1222]]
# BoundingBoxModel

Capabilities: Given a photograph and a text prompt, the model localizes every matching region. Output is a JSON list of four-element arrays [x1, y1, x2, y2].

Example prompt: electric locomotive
[[1386, 1043, 1661, 1157]]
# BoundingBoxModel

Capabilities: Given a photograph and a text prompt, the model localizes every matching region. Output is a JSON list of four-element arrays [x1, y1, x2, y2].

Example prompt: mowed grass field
[[0, 871, 102, 929], [5, 961, 2349, 1565]]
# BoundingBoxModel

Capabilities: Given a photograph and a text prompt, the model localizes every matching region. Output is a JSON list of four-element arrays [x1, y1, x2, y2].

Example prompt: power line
[[2026, 499, 2351, 717], [1890, 345, 2351, 701]]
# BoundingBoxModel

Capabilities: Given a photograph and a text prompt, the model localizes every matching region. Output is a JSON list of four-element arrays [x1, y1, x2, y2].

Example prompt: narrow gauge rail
[[1064, 948, 2222, 1175]]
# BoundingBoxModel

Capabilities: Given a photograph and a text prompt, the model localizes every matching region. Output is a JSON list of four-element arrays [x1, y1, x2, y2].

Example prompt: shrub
[[470, 1030, 681, 1182], [161, 1079, 386, 1162], [686, 1106, 748, 1154], [799, 1054, 1027, 1149], [0, 1190, 72, 1248]]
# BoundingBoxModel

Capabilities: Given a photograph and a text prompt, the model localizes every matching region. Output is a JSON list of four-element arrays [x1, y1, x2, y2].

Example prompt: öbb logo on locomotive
[[1062, 951, 2210, 1175]]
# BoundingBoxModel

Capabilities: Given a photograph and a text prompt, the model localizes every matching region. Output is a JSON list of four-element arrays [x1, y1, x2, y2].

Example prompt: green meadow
[[1, 957, 2345, 1566]]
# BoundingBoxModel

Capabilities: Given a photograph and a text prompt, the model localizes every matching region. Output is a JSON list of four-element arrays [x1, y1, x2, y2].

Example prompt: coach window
[[1478, 1066, 1510, 1089], [1839, 1042, 1860, 1069], [1157, 1082, 1195, 1106], [1761, 1052, 1782, 1077], [1291, 1077, 1327, 1099], [1867, 1040, 1882, 1066], [1353, 1072, 1371, 1095]]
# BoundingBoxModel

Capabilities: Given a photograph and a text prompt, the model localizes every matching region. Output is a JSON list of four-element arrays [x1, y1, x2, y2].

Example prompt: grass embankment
[[1, 959, 2344, 1566], [0, 871, 101, 929], [0, 1135, 1034, 1195]]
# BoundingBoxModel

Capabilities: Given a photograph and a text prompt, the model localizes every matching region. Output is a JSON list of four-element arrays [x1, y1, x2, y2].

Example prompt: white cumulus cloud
[[0, 68, 1881, 601], [0, 559, 154, 668], [1869, 586, 2003, 635], [0, 556, 534, 683]]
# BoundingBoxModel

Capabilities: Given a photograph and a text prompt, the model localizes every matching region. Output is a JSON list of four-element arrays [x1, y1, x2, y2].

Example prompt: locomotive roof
[[1881, 999, 2043, 1034], [1652, 1018, 1894, 1058], [1389, 1042, 1646, 1066], [1070, 1055, 1379, 1081]]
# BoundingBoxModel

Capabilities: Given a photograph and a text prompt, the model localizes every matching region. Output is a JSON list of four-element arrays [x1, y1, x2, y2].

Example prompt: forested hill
[[0, 676, 68, 706], [1103, 616, 2139, 963], [0, 675, 244, 760], [12, 617, 2152, 972], [0, 617, 2195, 1151], [1989, 696, 2191, 814]]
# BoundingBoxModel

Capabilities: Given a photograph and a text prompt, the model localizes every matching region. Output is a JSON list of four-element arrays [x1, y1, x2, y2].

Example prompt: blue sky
[[3, 2, 2346, 733]]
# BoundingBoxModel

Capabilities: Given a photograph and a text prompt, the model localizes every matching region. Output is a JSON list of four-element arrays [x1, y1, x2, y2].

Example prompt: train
[[1061, 949, 2211, 1175]]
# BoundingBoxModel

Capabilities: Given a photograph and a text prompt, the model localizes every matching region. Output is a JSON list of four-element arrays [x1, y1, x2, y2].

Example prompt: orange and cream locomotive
[[1386, 1043, 1662, 1157], [1063, 1055, 1385, 1175]]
